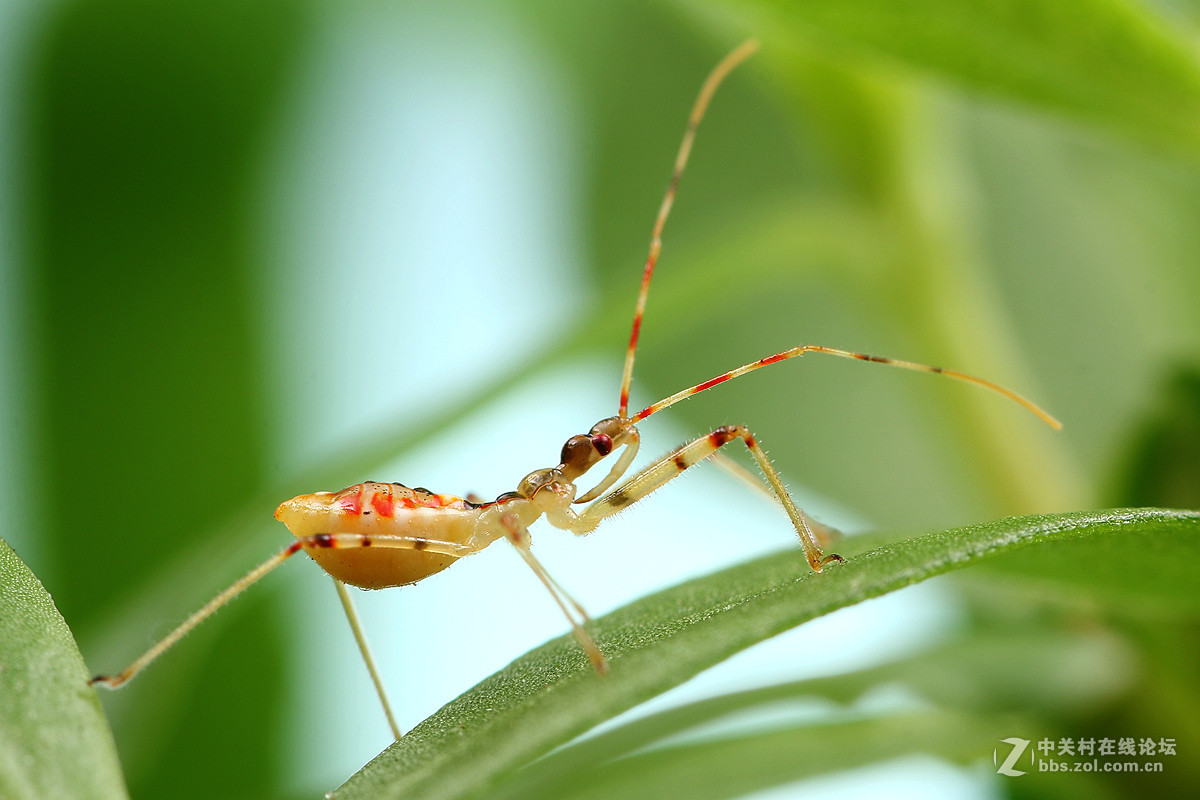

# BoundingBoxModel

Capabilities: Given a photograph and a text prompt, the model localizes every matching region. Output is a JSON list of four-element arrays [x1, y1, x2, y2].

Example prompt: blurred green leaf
[[487, 627, 1126, 800], [1111, 365, 1200, 509], [0, 539, 128, 800], [332, 508, 1198, 800], [718, 0, 1200, 155], [25, 1, 309, 795], [538, 711, 1018, 800]]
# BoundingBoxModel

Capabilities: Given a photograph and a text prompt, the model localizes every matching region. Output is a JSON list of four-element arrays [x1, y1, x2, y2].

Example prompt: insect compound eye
[[590, 433, 613, 456], [589, 416, 627, 441]]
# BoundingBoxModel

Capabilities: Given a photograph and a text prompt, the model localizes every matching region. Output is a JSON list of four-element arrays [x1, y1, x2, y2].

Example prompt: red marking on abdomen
[[337, 486, 364, 515], [370, 491, 395, 518]]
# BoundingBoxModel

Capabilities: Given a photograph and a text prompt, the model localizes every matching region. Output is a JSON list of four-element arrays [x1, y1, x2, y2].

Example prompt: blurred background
[[2, 0, 1198, 798]]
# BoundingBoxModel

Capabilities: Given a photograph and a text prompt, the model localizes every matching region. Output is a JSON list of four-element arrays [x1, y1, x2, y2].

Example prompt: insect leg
[[332, 578, 402, 739], [91, 533, 473, 690], [300, 532, 475, 556], [89, 540, 311, 689], [574, 435, 641, 504], [571, 426, 843, 572], [709, 452, 841, 549], [499, 514, 607, 674]]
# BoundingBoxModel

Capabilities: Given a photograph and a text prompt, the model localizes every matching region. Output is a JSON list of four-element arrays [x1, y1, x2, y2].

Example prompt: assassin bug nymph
[[90, 40, 1060, 739]]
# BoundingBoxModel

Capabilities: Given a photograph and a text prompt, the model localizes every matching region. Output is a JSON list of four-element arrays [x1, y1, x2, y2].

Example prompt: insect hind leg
[[89, 540, 312, 689], [89, 532, 475, 692]]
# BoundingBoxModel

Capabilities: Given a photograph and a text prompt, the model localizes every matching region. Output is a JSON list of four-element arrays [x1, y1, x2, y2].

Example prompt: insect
[[89, 40, 1060, 740]]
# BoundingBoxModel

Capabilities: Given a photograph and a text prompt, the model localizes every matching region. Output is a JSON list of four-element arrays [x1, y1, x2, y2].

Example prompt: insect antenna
[[617, 39, 759, 419], [630, 344, 1062, 429]]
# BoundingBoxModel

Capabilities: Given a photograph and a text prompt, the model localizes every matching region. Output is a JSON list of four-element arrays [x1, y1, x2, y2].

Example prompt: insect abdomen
[[274, 482, 478, 589]]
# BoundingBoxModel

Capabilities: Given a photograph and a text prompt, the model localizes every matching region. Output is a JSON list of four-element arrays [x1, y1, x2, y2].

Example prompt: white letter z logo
[[995, 737, 1030, 777]]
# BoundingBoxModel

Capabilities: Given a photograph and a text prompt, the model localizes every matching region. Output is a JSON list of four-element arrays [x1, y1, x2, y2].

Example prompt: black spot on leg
[[314, 533, 334, 548], [709, 427, 736, 447], [672, 453, 688, 470], [607, 488, 634, 509], [413, 538, 429, 551]]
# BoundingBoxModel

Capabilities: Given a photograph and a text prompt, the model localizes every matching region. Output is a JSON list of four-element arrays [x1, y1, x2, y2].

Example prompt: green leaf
[[0, 539, 128, 800], [718, 0, 1200, 155], [1111, 365, 1200, 510], [539, 711, 1019, 800], [25, 2, 310, 793], [975, 519, 1200, 616], [331, 508, 1199, 799], [486, 628, 1124, 800]]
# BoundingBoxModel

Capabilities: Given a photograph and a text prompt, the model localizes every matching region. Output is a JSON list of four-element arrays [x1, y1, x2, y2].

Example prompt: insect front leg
[[496, 512, 607, 673], [708, 451, 842, 549], [569, 425, 843, 572]]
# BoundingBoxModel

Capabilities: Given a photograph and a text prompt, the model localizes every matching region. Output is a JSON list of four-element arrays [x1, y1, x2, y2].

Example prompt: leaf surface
[[333, 508, 1199, 799], [0, 539, 128, 800]]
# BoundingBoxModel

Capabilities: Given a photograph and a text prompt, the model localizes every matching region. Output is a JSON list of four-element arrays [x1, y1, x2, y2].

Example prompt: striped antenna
[[617, 39, 759, 419], [630, 344, 1063, 430]]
